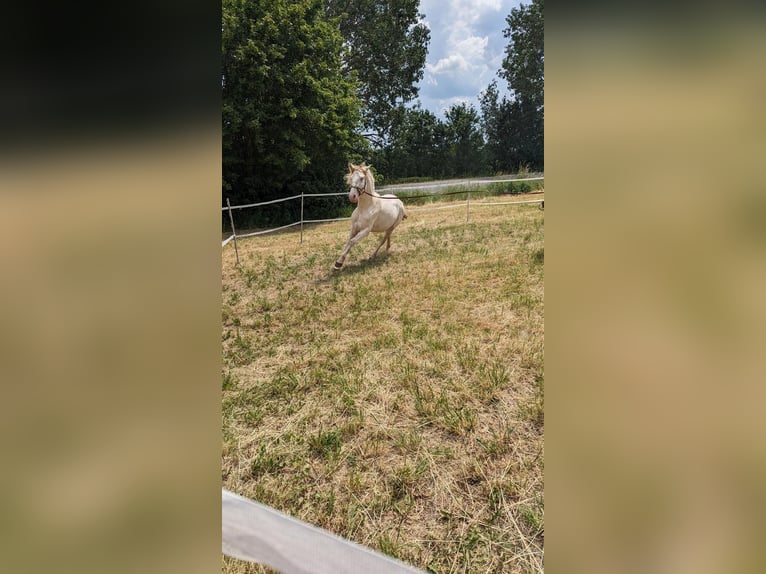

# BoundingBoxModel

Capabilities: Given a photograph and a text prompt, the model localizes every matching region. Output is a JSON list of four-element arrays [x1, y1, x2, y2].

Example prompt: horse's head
[[345, 163, 369, 203]]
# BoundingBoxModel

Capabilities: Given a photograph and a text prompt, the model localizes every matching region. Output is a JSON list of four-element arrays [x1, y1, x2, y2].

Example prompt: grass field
[[221, 194, 544, 573]]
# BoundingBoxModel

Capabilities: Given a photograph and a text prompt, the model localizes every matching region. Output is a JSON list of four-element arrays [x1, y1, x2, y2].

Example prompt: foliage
[[373, 102, 485, 181], [482, 0, 544, 171], [222, 0, 363, 208], [502, 0, 544, 115], [374, 105, 445, 179], [444, 103, 486, 177], [480, 81, 522, 173], [371, 0, 544, 181], [326, 0, 430, 145]]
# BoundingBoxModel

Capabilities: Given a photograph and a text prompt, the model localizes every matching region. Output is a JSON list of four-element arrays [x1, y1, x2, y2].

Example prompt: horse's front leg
[[334, 227, 371, 269]]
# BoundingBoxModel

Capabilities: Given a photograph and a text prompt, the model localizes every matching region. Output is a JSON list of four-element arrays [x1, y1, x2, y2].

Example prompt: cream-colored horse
[[334, 164, 408, 270]]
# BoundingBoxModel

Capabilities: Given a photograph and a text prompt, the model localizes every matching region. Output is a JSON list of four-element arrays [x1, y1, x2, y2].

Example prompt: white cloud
[[417, 1, 521, 117], [428, 54, 469, 75], [454, 35, 489, 62], [427, 36, 487, 78], [447, 0, 503, 33], [449, 0, 502, 19]]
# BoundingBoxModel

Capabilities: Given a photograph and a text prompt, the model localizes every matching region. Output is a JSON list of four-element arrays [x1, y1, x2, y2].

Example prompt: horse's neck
[[360, 174, 378, 204], [358, 189, 378, 208]]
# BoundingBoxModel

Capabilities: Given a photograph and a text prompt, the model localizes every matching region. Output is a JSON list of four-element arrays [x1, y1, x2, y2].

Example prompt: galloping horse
[[334, 163, 408, 270]]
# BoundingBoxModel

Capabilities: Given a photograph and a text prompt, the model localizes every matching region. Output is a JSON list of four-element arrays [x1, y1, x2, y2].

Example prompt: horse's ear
[[348, 163, 354, 173]]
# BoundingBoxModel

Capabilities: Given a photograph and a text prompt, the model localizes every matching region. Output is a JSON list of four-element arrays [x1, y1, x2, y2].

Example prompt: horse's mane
[[346, 163, 376, 195]]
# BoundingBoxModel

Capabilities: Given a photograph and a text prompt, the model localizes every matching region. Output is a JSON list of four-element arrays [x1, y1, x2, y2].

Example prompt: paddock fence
[[221, 176, 544, 261]]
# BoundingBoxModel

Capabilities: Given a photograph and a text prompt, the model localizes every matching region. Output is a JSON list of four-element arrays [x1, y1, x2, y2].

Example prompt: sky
[[414, 0, 523, 119]]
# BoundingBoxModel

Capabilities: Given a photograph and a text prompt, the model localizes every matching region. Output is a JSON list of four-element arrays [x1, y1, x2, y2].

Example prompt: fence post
[[466, 191, 470, 223], [300, 192, 304, 244], [226, 197, 240, 265]]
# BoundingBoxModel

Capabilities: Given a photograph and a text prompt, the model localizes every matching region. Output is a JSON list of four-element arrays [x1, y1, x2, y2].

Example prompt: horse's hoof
[[333, 262, 343, 270]]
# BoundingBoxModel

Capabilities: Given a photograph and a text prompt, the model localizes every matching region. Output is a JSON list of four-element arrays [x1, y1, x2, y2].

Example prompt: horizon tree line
[[223, 0, 543, 211]]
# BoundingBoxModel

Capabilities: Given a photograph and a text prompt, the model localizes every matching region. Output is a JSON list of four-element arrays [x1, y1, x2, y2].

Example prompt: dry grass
[[221, 195, 544, 573]]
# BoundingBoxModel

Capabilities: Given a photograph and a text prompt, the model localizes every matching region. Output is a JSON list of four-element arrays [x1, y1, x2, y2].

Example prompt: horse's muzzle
[[348, 191, 358, 203]]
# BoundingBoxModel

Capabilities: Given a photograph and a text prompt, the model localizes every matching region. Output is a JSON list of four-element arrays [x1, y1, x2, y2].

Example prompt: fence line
[[222, 177, 543, 248], [407, 202, 466, 212], [237, 220, 302, 239], [223, 489, 427, 574], [223, 176, 543, 212], [469, 199, 544, 207], [378, 175, 543, 193], [304, 216, 350, 224], [222, 193, 303, 212]]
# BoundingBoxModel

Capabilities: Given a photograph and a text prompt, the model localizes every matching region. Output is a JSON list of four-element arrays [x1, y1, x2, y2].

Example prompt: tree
[[499, 0, 544, 169], [502, 0, 544, 115], [325, 0, 430, 146], [480, 81, 519, 173], [444, 103, 485, 177], [375, 104, 462, 180], [222, 0, 362, 209]]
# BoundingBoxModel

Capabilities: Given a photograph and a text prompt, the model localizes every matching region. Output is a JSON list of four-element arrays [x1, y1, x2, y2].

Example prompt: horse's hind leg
[[385, 216, 403, 252], [372, 232, 389, 257]]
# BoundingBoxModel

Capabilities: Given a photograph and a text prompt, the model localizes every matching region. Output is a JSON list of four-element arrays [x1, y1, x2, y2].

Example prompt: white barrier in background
[[469, 199, 544, 207], [222, 234, 235, 247], [237, 220, 302, 239], [223, 489, 426, 574], [222, 176, 543, 247], [379, 175, 543, 193]]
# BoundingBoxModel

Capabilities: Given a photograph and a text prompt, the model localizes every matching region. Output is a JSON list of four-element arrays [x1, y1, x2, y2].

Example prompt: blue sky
[[415, 0, 523, 118]]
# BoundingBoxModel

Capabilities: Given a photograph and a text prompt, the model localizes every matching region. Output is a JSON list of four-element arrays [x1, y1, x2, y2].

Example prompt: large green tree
[[480, 0, 543, 173], [500, 0, 544, 169], [502, 0, 544, 115], [480, 81, 517, 173], [444, 103, 485, 177], [376, 105, 448, 180], [325, 0, 430, 146], [376, 103, 488, 181], [222, 0, 362, 207]]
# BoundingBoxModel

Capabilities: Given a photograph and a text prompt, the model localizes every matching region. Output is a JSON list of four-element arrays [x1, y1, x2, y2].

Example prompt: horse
[[334, 163, 408, 270]]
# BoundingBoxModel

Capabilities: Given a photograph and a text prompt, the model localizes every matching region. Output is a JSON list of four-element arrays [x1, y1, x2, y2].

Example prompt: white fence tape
[[223, 176, 543, 211], [223, 194, 303, 211], [222, 489, 426, 574], [378, 176, 543, 193], [237, 221, 302, 238], [303, 216, 350, 224], [407, 202, 467, 212], [222, 234, 235, 247], [470, 199, 544, 207]]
